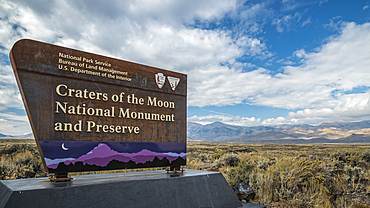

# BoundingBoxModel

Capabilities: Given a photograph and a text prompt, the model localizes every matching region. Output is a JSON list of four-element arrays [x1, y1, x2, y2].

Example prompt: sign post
[[10, 39, 187, 178]]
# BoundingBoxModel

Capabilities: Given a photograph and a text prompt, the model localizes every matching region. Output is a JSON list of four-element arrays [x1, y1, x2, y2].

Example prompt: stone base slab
[[0, 169, 243, 208]]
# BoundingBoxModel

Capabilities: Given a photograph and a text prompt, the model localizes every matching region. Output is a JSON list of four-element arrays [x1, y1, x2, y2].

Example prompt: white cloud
[[0, 112, 31, 135], [324, 17, 343, 31], [293, 48, 307, 58], [301, 18, 311, 27], [229, 2, 270, 35], [0, 0, 239, 56], [233, 22, 370, 110], [0, 0, 271, 109], [0, 0, 263, 134], [0, 0, 269, 71], [188, 115, 260, 126], [0, 64, 23, 110], [262, 92, 370, 126], [262, 116, 291, 125], [0, 118, 31, 135], [272, 12, 301, 32], [0, 112, 29, 122], [1, 0, 370, 132], [191, 21, 370, 125]]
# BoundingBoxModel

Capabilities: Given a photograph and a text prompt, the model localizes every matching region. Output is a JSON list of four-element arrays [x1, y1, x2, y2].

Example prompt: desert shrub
[[343, 165, 365, 190], [30, 159, 46, 176], [197, 153, 209, 162], [186, 159, 202, 170], [298, 151, 308, 158], [247, 152, 258, 157], [226, 160, 254, 186], [331, 149, 359, 164], [252, 172, 273, 203], [0, 159, 18, 179], [330, 174, 349, 198], [286, 179, 329, 208], [210, 151, 225, 162], [219, 153, 240, 167], [210, 159, 222, 170], [12, 150, 33, 165], [0, 144, 39, 160], [350, 202, 370, 208], [297, 159, 326, 186], [0, 145, 18, 156], [211, 153, 241, 170], [188, 142, 370, 207], [0, 144, 48, 179], [257, 160, 269, 170], [248, 156, 330, 207], [361, 150, 370, 163], [186, 152, 197, 160]]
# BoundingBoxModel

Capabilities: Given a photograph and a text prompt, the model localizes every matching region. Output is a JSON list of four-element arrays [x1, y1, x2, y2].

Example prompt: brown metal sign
[[10, 39, 187, 173]]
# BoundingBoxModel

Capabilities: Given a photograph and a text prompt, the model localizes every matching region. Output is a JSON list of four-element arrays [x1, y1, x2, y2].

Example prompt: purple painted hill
[[48, 143, 185, 169]]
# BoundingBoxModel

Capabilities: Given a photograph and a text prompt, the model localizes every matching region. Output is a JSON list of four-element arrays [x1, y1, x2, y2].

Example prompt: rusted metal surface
[[10, 39, 187, 173], [48, 173, 73, 182], [166, 166, 185, 173]]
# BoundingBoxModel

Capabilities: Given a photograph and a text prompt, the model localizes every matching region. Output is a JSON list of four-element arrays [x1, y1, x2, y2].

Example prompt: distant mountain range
[[187, 120, 370, 143], [4, 120, 370, 143], [0, 133, 12, 138]]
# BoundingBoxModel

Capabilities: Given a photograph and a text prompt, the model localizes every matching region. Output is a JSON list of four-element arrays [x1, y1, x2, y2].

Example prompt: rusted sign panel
[[10, 39, 187, 173]]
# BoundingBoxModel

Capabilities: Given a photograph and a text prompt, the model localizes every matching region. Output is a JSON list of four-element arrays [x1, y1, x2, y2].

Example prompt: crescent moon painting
[[62, 143, 69, 151]]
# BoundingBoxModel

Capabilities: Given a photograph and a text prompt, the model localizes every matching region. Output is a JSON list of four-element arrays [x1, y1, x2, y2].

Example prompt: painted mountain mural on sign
[[44, 143, 186, 170]]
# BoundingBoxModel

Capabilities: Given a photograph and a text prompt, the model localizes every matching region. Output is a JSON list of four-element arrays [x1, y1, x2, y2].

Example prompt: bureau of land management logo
[[155, 73, 180, 91], [167, 76, 180, 91]]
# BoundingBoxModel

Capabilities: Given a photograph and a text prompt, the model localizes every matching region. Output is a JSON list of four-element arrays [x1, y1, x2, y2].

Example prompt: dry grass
[[186, 142, 370, 208], [0, 139, 46, 179]]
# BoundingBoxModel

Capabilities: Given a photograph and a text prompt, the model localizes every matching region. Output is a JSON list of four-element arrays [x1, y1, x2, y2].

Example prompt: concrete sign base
[[0, 169, 243, 208]]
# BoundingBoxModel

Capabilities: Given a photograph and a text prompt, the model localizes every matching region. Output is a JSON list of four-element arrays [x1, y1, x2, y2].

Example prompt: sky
[[1, 0, 370, 135]]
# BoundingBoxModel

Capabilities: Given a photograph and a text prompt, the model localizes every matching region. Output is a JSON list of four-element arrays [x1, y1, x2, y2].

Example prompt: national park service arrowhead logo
[[167, 76, 180, 91], [155, 73, 166, 89]]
